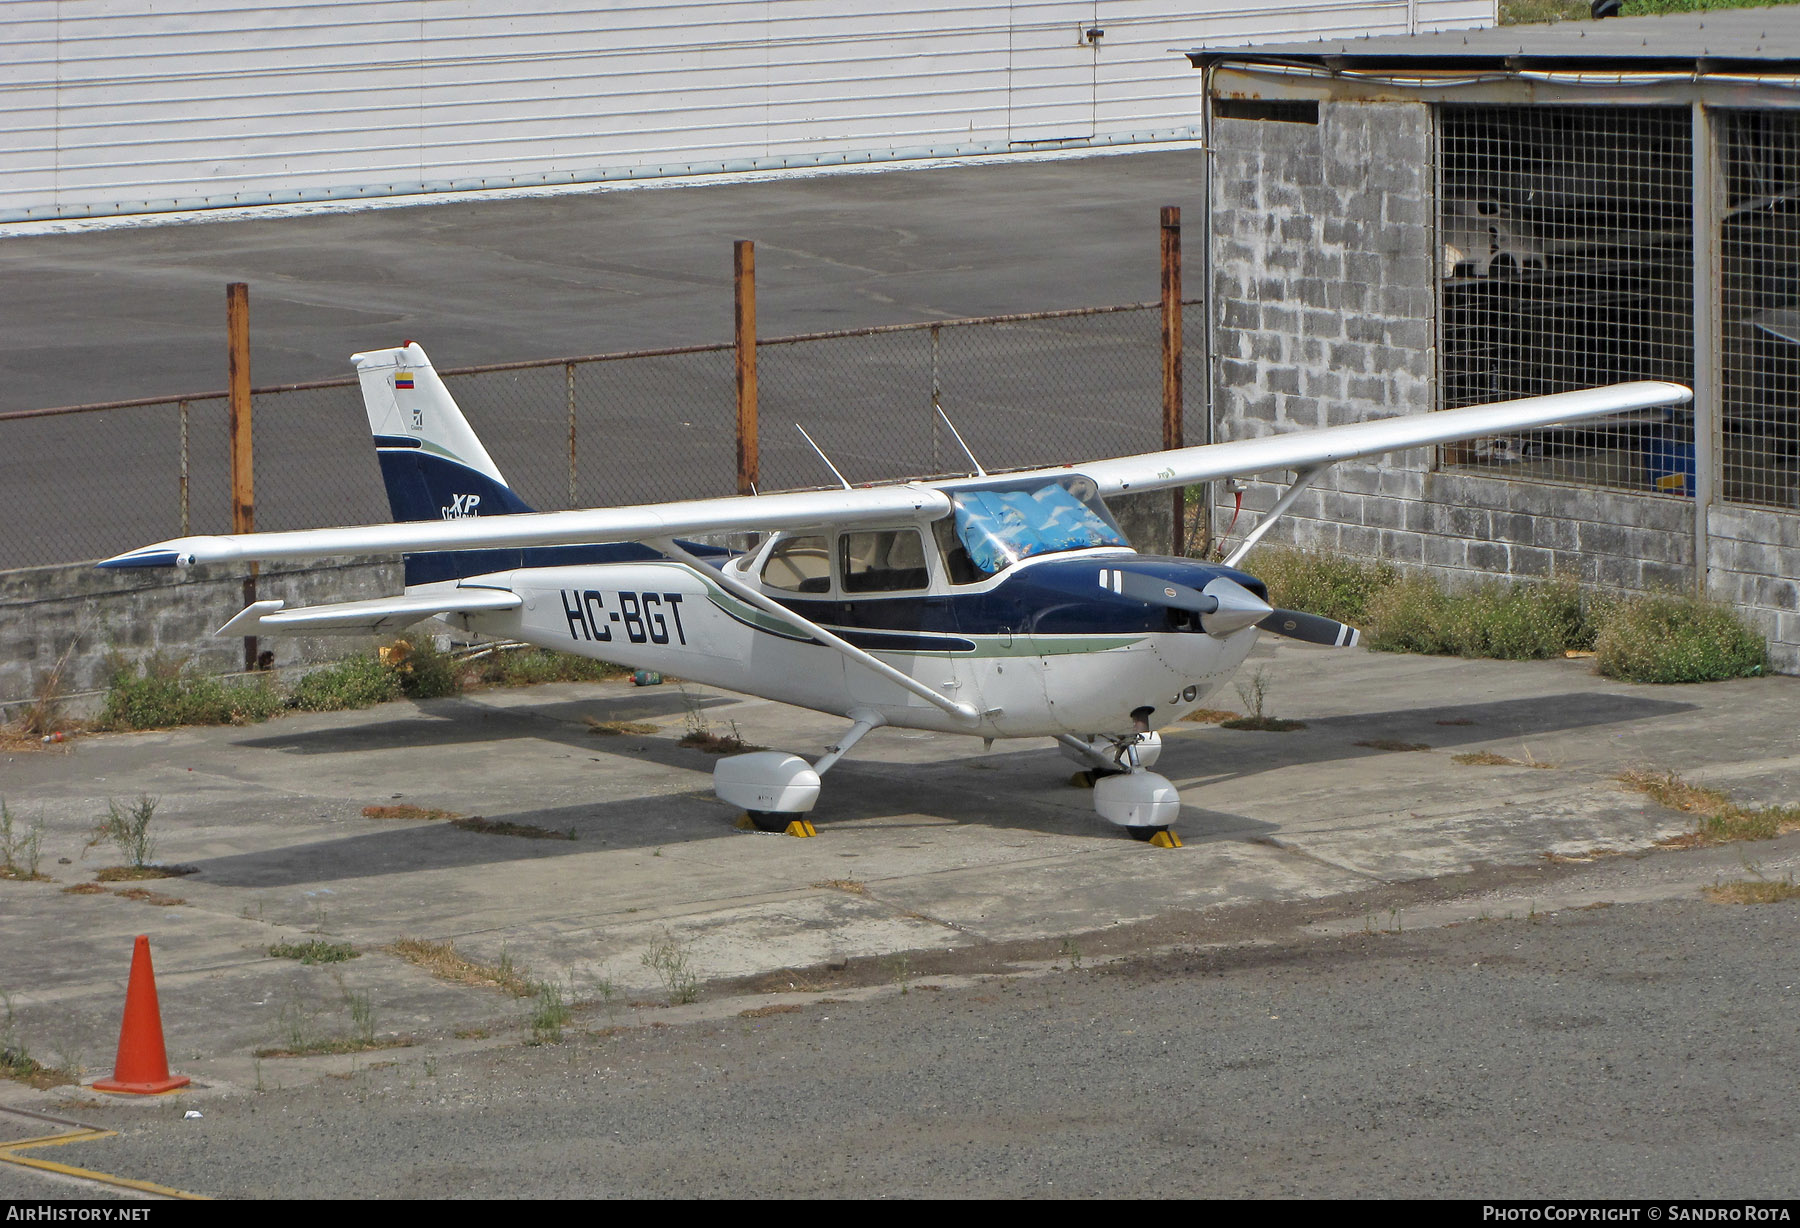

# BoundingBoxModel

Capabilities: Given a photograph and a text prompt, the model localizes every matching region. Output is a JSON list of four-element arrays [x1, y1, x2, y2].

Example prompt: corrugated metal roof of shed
[[1185, 7, 1800, 71]]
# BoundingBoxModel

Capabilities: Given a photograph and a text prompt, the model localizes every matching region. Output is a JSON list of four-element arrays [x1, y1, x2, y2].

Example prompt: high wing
[[99, 380, 1690, 570], [100, 484, 952, 569], [1058, 381, 1692, 498]]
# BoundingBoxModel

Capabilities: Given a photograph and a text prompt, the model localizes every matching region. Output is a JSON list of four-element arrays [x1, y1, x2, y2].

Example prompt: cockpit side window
[[841, 529, 930, 593], [932, 516, 986, 585], [762, 535, 832, 593]]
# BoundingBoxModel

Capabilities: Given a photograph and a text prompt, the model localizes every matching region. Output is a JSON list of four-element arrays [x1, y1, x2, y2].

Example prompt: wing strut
[[1222, 465, 1333, 569], [647, 538, 984, 727]]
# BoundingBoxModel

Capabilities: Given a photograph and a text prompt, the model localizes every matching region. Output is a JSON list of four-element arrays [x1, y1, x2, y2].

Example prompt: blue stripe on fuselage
[[773, 556, 1267, 640]]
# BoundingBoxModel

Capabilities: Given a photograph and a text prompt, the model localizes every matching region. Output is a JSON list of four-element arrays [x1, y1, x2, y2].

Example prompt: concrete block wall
[[1208, 97, 1799, 673], [0, 558, 399, 721], [1708, 505, 1800, 676]]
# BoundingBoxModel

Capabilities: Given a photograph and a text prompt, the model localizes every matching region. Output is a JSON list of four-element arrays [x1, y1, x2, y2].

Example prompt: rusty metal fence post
[[566, 361, 577, 507], [178, 399, 190, 536], [227, 282, 257, 671], [734, 239, 759, 495], [1161, 206, 1184, 552]]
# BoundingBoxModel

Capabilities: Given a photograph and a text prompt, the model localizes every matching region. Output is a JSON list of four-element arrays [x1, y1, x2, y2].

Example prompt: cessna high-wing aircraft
[[102, 343, 1690, 844]]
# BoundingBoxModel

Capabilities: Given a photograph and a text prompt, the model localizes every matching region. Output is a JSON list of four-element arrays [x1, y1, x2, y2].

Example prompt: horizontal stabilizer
[[215, 589, 522, 637]]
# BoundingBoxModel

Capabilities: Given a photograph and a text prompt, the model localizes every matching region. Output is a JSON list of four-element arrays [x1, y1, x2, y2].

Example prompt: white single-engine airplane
[[102, 344, 1690, 844]]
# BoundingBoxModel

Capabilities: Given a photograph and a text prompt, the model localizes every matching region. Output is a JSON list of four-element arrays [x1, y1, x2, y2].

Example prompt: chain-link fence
[[2, 302, 1206, 570]]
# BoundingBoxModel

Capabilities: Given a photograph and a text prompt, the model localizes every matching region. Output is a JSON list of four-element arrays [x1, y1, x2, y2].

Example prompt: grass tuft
[[362, 804, 459, 821], [1365, 576, 1594, 660], [450, 816, 576, 841], [1454, 751, 1556, 769], [1180, 708, 1240, 724], [1249, 547, 1398, 625], [1620, 770, 1800, 845], [464, 647, 628, 689], [1703, 877, 1800, 905], [642, 931, 700, 1005], [269, 939, 359, 965], [1219, 716, 1307, 732], [98, 656, 285, 730], [1594, 593, 1766, 684], [388, 937, 535, 997], [0, 802, 47, 882], [110, 886, 185, 906], [288, 655, 401, 711], [585, 716, 660, 736]]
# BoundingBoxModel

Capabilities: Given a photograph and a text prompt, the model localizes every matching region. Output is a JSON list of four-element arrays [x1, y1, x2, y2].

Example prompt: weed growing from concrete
[[463, 646, 626, 689], [98, 655, 285, 730], [642, 932, 700, 1005], [529, 978, 574, 1044], [585, 716, 659, 736], [268, 940, 359, 965], [1247, 547, 1397, 625], [1619, 770, 1800, 846], [0, 995, 75, 1090], [1595, 593, 1766, 684], [288, 655, 402, 711], [1705, 875, 1800, 905], [1180, 708, 1240, 724], [362, 804, 460, 821], [388, 937, 535, 997], [887, 952, 913, 995], [1221, 668, 1305, 732], [0, 802, 47, 881], [450, 816, 576, 841], [255, 981, 410, 1060], [1453, 751, 1556, 769], [87, 795, 158, 868], [1059, 938, 1084, 971], [340, 977, 378, 1046]]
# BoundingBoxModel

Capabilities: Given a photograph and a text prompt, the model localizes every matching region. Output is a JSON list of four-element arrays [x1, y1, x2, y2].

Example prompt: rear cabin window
[[841, 529, 930, 593]]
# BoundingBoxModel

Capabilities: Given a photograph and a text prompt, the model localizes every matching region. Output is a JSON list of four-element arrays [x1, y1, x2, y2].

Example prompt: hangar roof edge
[[1185, 7, 1800, 72]]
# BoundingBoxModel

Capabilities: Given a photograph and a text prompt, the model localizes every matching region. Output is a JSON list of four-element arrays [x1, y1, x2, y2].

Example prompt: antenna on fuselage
[[934, 405, 988, 477], [794, 424, 852, 491]]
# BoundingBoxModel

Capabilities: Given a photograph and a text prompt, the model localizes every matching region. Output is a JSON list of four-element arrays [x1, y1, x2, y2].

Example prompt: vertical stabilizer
[[353, 342, 534, 523]]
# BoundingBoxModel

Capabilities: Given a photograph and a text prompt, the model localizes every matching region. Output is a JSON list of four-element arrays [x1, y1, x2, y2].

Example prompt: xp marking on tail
[[102, 342, 1690, 843]]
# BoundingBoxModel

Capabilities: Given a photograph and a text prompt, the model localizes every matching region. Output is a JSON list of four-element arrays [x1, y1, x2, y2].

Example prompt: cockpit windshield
[[949, 475, 1128, 576]]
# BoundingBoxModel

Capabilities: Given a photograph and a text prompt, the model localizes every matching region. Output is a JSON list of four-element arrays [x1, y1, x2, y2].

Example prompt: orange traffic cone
[[92, 935, 190, 1095]]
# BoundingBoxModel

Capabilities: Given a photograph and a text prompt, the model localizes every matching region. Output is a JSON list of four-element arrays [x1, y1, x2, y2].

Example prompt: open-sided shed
[[1189, 9, 1800, 671]]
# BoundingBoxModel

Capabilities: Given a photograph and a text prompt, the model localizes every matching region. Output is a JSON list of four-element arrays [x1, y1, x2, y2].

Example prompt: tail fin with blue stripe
[[355, 342, 535, 524]]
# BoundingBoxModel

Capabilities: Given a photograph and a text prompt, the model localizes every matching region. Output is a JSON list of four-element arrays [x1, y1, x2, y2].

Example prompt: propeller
[[1257, 608, 1361, 648], [1109, 571, 1272, 637]]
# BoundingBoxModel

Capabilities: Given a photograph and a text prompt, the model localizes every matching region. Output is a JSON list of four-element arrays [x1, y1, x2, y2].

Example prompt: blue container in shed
[[1644, 430, 1695, 497]]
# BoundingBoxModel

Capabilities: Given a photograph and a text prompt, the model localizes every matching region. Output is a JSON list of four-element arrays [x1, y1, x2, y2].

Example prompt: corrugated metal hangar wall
[[1, 0, 1493, 222]]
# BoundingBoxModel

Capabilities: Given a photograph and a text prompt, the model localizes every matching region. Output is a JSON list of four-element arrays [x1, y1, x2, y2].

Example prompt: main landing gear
[[711, 713, 885, 838]]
